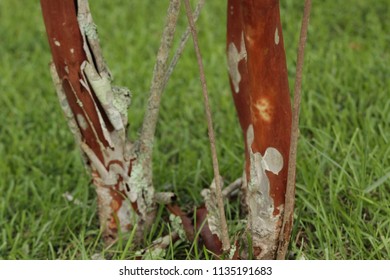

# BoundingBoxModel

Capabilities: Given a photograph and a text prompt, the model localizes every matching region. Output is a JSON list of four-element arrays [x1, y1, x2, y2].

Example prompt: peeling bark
[[41, 0, 153, 243], [41, 0, 306, 259], [195, 206, 223, 255], [166, 202, 226, 256], [41, 0, 208, 249], [200, 177, 224, 248], [227, 0, 292, 259], [166, 203, 223, 256], [167, 176, 246, 257]]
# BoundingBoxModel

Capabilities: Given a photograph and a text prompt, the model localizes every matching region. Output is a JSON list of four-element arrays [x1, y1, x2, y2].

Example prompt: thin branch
[[222, 177, 242, 198], [277, 0, 312, 260], [162, 0, 206, 90], [183, 0, 230, 251], [140, 0, 181, 154]]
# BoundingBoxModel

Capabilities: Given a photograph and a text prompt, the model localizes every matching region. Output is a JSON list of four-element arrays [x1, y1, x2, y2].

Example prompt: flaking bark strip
[[195, 207, 223, 255], [75, 0, 139, 241], [77, 0, 110, 77], [201, 177, 224, 241]]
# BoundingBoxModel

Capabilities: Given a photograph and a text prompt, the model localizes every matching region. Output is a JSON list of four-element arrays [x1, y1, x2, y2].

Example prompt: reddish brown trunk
[[41, 0, 108, 159], [41, 0, 140, 243], [227, 0, 292, 259]]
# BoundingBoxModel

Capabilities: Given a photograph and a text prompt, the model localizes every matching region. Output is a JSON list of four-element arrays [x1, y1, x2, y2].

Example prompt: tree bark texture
[[40, 0, 155, 244], [227, 0, 292, 259]]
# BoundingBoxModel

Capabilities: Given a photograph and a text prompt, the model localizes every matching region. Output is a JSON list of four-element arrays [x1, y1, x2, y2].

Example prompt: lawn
[[0, 0, 389, 259]]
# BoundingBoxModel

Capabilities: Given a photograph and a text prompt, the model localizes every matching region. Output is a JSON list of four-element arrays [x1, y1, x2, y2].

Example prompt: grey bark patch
[[54, 38, 61, 46], [81, 61, 126, 131], [169, 214, 186, 241], [201, 176, 224, 239], [262, 147, 283, 175], [76, 113, 88, 131], [245, 124, 284, 259], [228, 33, 247, 93], [274, 27, 280, 45]]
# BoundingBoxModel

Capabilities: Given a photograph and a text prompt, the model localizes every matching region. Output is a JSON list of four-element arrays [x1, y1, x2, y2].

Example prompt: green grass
[[0, 0, 389, 260]]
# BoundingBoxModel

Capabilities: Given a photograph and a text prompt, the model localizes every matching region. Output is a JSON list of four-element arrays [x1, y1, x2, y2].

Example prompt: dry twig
[[277, 0, 312, 260], [140, 0, 181, 159], [162, 0, 206, 90], [183, 0, 230, 251]]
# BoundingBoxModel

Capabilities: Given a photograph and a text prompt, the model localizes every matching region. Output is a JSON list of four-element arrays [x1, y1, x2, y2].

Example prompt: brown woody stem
[[139, 0, 181, 161], [162, 0, 205, 90], [183, 0, 230, 251], [277, 0, 312, 260]]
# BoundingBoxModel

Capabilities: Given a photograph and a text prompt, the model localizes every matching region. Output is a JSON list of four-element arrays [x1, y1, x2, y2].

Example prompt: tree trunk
[[40, 0, 308, 259], [227, 0, 292, 259], [40, 0, 156, 244]]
